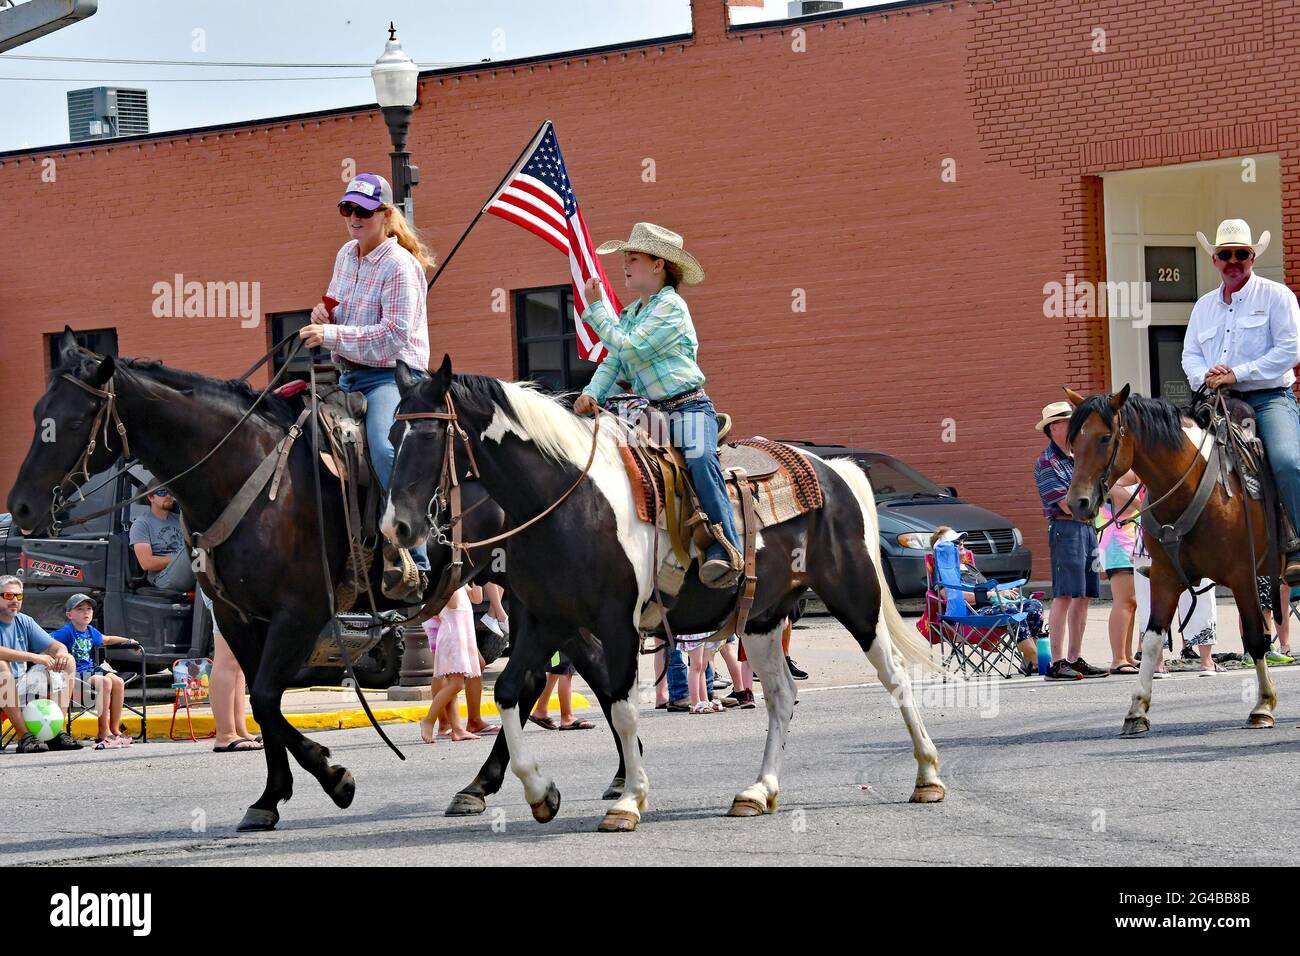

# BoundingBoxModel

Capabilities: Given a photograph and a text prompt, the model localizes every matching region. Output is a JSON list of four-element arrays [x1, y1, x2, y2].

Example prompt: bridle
[[46, 374, 131, 535], [394, 389, 604, 612]]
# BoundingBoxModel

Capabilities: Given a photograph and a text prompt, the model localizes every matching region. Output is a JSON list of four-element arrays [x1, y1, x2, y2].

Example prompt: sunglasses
[[339, 203, 378, 220], [1, 592, 23, 602], [1216, 249, 1253, 262], [152, 490, 172, 497]]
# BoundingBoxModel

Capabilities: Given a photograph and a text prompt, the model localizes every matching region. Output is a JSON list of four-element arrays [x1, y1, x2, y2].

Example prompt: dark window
[[47, 328, 117, 380], [269, 310, 326, 382], [515, 286, 598, 393]]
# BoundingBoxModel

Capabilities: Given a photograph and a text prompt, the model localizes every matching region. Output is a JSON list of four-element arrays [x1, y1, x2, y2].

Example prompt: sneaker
[[479, 613, 504, 638], [1045, 660, 1084, 681], [725, 689, 756, 709], [1265, 650, 1295, 665], [713, 674, 732, 690], [786, 657, 809, 680], [1071, 657, 1110, 679], [47, 731, 83, 751], [16, 734, 49, 754]]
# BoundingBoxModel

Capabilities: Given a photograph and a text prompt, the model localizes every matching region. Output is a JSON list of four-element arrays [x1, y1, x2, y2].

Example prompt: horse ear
[[437, 353, 453, 380], [1063, 386, 1086, 408], [87, 353, 115, 388], [1110, 383, 1131, 411], [58, 327, 79, 366], [394, 360, 417, 395], [431, 353, 453, 393]]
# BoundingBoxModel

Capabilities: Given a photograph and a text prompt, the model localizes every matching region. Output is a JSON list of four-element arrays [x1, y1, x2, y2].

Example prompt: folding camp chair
[[169, 658, 215, 741], [68, 645, 149, 742], [924, 540, 1031, 679]]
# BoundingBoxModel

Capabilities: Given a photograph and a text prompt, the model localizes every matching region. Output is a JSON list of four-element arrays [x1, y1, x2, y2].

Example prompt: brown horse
[[1062, 385, 1278, 736]]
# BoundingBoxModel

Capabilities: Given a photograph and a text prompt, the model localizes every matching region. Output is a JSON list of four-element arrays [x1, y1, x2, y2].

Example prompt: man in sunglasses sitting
[[1183, 218, 1300, 582], [0, 575, 82, 753], [129, 487, 193, 591]]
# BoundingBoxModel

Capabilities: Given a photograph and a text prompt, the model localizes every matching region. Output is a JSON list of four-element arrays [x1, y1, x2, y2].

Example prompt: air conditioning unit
[[788, 0, 845, 16], [67, 86, 149, 142]]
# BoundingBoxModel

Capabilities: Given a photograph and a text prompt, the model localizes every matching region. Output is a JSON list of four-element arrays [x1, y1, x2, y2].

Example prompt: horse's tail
[[824, 458, 939, 674]]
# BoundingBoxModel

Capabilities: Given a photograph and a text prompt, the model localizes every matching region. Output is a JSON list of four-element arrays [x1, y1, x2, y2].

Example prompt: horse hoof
[[1120, 716, 1150, 737], [597, 809, 640, 832], [445, 791, 488, 816], [236, 808, 279, 832], [529, 782, 561, 824], [726, 795, 768, 817], [909, 783, 946, 804], [602, 777, 625, 801], [1247, 713, 1276, 729], [327, 766, 355, 809]]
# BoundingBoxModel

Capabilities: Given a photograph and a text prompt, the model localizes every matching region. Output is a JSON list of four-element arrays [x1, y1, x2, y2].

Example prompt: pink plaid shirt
[[322, 237, 430, 370]]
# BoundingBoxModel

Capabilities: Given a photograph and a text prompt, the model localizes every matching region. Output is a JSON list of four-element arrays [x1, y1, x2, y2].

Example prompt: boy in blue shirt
[[49, 594, 140, 749]]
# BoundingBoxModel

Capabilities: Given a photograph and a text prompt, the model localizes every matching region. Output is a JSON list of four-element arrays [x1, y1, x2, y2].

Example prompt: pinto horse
[[1063, 385, 1279, 735], [382, 355, 945, 832], [7, 330, 634, 829]]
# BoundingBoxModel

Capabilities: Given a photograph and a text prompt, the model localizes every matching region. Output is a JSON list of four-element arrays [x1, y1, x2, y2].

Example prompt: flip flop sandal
[[1109, 664, 1140, 675], [557, 719, 594, 730], [528, 715, 558, 730], [213, 739, 263, 752]]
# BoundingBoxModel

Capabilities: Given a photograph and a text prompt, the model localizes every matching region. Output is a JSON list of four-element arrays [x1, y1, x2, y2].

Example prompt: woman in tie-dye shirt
[[1097, 473, 1141, 673]]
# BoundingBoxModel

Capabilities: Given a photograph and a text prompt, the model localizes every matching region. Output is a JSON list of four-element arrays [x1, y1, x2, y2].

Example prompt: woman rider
[[298, 172, 431, 600], [574, 222, 743, 588]]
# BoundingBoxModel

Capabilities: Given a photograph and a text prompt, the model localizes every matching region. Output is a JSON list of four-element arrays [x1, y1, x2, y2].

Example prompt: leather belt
[[651, 387, 707, 410]]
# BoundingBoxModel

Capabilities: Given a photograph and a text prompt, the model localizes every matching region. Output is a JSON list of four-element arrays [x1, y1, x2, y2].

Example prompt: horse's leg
[[1123, 568, 1180, 737], [594, 621, 647, 833], [496, 611, 563, 823], [1232, 576, 1277, 729], [239, 615, 353, 831], [727, 623, 792, 817], [561, 630, 636, 800], [445, 664, 547, 816]]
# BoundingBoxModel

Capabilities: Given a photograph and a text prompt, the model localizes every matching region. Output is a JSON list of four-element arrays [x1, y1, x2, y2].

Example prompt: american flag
[[485, 122, 618, 363]]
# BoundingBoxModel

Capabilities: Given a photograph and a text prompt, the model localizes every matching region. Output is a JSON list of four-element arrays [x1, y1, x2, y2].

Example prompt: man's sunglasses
[[339, 203, 378, 219], [151, 489, 172, 497], [1, 592, 23, 602], [1216, 249, 1253, 262]]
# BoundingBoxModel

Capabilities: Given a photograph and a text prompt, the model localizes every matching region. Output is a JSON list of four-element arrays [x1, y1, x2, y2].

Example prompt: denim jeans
[[665, 643, 714, 702], [669, 394, 741, 561], [1241, 387, 1300, 554], [339, 366, 429, 570]]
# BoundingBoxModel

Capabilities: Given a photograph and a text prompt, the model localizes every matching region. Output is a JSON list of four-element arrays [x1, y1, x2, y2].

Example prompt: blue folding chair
[[927, 540, 1030, 678]]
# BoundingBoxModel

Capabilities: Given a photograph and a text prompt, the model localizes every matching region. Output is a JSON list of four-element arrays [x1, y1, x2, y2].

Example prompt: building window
[[515, 286, 598, 393], [269, 310, 326, 381], [47, 328, 118, 380]]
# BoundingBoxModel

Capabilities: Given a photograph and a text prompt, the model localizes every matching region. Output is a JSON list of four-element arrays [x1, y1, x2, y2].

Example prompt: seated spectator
[[0, 575, 82, 754], [129, 488, 195, 591], [48, 593, 140, 750]]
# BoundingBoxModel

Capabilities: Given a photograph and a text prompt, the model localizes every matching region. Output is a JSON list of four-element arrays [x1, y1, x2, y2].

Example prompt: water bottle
[[1036, 637, 1051, 675]]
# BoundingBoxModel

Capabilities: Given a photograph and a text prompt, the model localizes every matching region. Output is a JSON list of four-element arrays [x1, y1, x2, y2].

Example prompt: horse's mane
[[1067, 392, 1190, 453], [451, 373, 626, 468]]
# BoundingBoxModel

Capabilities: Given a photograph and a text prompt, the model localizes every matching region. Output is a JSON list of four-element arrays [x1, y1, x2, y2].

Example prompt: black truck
[[0, 463, 407, 686]]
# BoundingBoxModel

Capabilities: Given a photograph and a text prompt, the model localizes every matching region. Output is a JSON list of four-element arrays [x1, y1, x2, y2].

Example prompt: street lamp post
[[373, 23, 432, 699], [372, 22, 420, 223]]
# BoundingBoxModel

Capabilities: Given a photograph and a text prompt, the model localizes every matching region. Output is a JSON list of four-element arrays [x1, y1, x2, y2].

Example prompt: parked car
[[0, 463, 501, 686], [782, 443, 1033, 598]]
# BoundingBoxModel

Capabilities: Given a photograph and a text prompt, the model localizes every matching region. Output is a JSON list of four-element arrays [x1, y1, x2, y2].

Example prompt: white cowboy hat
[[1036, 401, 1073, 432], [1196, 218, 1271, 258], [595, 222, 705, 285]]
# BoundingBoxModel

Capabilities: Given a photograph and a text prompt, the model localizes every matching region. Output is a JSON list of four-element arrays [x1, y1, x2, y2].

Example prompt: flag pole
[[425, 119, 552, 292]]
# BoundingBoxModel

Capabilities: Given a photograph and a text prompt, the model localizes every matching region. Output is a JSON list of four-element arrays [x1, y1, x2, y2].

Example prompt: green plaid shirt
[[580, 285, 706, 404]]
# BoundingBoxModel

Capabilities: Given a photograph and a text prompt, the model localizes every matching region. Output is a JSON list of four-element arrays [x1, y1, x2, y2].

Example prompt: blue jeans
[[666, 643, 714, 703], [669, 395, 741, 561], [1242, 387, 1300, 554], [339, 366, 429, 570]]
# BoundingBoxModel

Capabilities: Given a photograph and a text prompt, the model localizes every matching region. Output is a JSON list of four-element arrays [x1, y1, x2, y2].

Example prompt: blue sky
[[0, 1, 891, 151]]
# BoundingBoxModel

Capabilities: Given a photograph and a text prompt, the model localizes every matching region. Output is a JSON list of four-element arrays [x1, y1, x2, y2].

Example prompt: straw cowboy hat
[[595, 222, 705, 285], [1036, 401, 1073, 432], [1196, 218, 1271, 258]]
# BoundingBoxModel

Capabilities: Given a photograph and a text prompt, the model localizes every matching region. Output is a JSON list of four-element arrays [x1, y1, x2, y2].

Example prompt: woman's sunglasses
[[1, 592, 23, 602], [1216, 249, 1253, 262], [339, 203, 378, 219]]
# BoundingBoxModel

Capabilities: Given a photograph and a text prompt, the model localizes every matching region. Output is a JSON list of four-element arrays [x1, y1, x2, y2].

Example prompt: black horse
[[7, 330, 633, 829], [384, 356, 945, 832]]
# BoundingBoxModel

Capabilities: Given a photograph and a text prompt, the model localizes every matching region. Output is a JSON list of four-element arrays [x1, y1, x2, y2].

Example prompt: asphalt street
[[6, 642, 1300, 866]]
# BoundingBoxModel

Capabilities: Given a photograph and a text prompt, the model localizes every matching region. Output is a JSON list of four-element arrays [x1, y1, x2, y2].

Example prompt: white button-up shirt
[[1182, 272, 1300, 391]]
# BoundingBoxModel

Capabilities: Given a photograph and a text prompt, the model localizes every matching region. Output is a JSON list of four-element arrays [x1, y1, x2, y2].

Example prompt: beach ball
[[23, 698, 65, 741]]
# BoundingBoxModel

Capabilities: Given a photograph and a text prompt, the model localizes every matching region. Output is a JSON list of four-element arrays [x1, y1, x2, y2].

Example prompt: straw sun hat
[[595, 222, 705, 285], [1196, 218, 1271, 258]]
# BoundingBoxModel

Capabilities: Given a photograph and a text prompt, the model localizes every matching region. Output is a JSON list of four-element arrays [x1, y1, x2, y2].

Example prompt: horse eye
[[1099, 434, 1111, 444]]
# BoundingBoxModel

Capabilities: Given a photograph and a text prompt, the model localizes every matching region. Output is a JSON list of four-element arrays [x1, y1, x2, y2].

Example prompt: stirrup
[[382, 545, 422, 600]]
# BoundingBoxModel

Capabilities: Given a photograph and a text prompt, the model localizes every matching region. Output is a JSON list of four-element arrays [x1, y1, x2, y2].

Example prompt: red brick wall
[[4, 0, 1300, 576]]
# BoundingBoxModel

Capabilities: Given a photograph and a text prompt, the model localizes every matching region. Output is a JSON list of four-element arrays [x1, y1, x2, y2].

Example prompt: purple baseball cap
[[338, 173, 394, 211]]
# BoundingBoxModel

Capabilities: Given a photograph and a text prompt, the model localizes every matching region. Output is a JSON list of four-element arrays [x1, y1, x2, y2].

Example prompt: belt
[[651, 387, 707, 410], [337, 358, 384, 373]]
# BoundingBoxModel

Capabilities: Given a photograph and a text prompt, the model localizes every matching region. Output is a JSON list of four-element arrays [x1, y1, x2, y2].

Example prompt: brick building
[[2, 0, 1297, 574]]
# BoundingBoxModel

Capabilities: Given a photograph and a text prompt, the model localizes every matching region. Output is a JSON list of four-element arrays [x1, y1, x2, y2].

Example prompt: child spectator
[[48, 594, 139, 749], [418, 584, 483, 743]]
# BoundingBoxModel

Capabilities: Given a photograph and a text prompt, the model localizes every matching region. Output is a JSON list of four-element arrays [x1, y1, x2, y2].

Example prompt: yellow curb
[[69, 691, 590, 740]]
